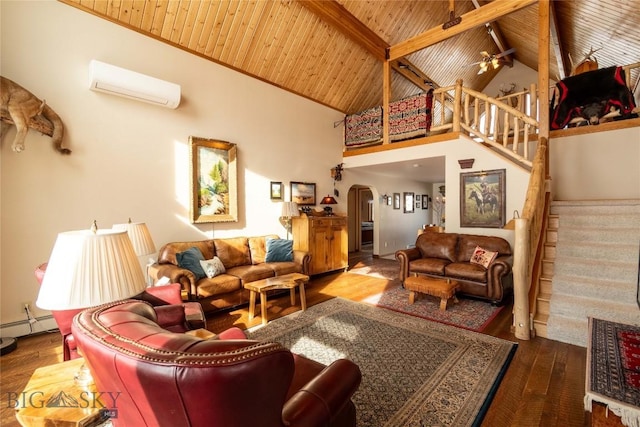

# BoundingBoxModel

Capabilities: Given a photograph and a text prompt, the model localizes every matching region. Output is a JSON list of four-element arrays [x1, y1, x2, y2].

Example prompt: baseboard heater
[[1, 315, 56, 338]]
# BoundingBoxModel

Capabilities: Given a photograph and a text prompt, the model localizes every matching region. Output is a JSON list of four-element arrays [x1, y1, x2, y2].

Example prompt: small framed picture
[[422, 195, 429, 209], [393, 193, 400, 209], [404, 192, 414, 213], [270, 181, 283, 200], [290, 181, 316, 206]]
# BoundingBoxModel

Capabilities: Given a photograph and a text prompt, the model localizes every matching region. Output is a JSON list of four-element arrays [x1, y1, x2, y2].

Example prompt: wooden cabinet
[[292, 214, 348, 275]]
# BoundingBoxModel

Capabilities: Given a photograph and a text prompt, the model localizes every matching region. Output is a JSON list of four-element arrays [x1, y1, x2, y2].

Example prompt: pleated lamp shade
[[281, 202, 300, 218], [112, 221, 156, 256], [36, 229, 146, 310]]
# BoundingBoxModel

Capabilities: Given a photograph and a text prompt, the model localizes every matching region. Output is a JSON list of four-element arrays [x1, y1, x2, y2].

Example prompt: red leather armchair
[[72, 300, 361, 427], [35, 263, 205, 360]]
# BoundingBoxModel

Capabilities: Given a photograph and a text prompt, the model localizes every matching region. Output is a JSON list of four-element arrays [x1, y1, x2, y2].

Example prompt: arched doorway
[[347, 185, 374, 255]]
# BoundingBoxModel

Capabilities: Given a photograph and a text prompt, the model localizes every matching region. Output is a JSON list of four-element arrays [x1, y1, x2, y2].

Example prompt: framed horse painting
[[460, 169, 506, 228]]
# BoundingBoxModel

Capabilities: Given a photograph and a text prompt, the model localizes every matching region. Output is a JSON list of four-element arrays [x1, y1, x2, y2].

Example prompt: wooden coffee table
[[244, 273, 309, 325], [404, 275, 459, 311]]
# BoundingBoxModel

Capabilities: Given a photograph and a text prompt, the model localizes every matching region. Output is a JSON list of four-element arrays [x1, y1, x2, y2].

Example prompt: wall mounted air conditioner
[[89, 60, 181, 109]]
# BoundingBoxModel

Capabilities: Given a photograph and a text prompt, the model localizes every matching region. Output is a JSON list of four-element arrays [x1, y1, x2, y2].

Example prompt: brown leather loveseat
[[149, 235, 310, 310], [72, 300, 361, 427], [395, 232, 513, 304]]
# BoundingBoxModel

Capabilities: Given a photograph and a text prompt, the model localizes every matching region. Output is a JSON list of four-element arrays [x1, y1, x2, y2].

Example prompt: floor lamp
[[281, 202, 299, 240]]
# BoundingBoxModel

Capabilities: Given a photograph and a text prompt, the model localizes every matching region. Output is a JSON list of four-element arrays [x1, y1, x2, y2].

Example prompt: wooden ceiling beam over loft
[[390, 58, 437, 91], [550, 0, 568, 79], [300, 0, 437, 92], [299, 0, 388, 61], [471, 0, 514, 66], [389, 0, 538, 61]]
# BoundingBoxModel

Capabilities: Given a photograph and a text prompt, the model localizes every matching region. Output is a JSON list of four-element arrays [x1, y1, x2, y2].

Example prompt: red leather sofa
[[72, 300, 361, 427], [35, 263, 205, 360]]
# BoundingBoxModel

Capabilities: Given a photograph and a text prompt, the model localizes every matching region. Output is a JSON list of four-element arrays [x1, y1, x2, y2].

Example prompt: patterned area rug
[[363, 286, 504, 332], [248, 298, 517, 427], [585, 317, 640, 426], [348, 258, 503, 332]]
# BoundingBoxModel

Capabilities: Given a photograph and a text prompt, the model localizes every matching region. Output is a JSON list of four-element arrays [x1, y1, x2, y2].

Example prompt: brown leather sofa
[[72, 300, 361, 427], [395, 232, 513, 304], [149, 235, 311, 310]]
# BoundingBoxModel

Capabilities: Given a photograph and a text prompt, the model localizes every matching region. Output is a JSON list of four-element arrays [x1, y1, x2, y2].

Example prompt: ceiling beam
[[390, 58, 437, 91], [471, 0, 513, 66], [299, 0, 388, 61], [389, 0, 537, 61], [300, 0, 438, 91], [549, 0, 568, 79]]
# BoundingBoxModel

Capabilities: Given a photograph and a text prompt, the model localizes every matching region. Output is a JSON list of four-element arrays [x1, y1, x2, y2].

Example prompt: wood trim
[[299, 0, 388, 61], [549, 0, 568, 80], [538, 0, 550, 141], [390, 58, 438, 91], [388, 0, 537, 61]]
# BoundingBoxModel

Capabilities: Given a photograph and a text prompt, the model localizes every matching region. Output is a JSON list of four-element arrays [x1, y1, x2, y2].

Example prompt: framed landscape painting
[[460, 169, 506, 228], [270, 181, 283, 200], [190, 136, 238, 223], [290, 182, 316, 205]]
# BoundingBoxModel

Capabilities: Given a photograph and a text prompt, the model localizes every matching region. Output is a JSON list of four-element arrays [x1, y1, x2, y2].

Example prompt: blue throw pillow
[[176, 247, 206, 280], [265, 238, 294, 262]]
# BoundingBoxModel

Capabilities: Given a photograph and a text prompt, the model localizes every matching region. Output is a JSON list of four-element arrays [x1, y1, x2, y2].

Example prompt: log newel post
[[513, 217, 531, 340], [453, 79, 463, 132]]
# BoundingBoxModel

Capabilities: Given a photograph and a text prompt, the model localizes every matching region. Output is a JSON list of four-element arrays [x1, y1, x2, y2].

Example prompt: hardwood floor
[[1, 252, 592, 427]]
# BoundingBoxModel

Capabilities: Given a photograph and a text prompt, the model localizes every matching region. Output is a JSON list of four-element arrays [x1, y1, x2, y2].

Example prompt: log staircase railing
[[512, 137, 550, 340], [429, 80, 539, 168]]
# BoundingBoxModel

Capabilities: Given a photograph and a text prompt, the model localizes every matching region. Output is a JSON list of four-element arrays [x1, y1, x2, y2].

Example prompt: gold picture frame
[[190, 136, 238, 223], [460, 169, 506, 228]]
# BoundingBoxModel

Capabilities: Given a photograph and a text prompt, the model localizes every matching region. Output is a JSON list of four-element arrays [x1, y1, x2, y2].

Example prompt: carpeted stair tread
[[556, 241, 639, 263], [558, 226, 640, 245], [547, 315, 590, 347], [547, 306, 640, 347], [549, 294, 638, 322], [553, 256, 637, 283], [551, 274, 636, 303]]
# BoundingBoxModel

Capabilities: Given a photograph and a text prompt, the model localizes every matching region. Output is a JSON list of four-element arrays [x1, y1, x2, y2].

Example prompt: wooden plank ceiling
[[61, 0, 640, 115]]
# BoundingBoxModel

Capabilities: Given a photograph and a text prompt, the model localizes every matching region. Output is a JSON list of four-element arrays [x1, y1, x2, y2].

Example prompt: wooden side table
[[244, 273, 309, 325], [14, 358, 110, 426]]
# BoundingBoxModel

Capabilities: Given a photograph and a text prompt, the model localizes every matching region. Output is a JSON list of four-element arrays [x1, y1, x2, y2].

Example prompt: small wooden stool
[[404, 275, 459, 311]]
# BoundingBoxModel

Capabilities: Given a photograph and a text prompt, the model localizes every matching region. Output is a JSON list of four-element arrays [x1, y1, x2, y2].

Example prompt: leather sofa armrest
[[183, 302, 206, 330], [143, 283, 184, 305], [282, 359, 361, 427], [395, 247, 421, 282], [154, 305, 190, 332], [149, 263, 197, 300], [216, 326, 247, 340], [486, 255, 514, 303], [293, 250, 311, 275]]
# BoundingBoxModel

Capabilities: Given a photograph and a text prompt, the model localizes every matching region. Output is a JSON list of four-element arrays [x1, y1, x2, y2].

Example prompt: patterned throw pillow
[[199, 257, 226, 279], [265, 238, 294, 262], [470, 245, 498, 269], [176, 247, 206, 280]]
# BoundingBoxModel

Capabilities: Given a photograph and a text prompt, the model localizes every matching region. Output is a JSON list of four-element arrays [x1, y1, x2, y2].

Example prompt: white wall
[[0, 1, 345, 328], [550, 127, 640, 200]]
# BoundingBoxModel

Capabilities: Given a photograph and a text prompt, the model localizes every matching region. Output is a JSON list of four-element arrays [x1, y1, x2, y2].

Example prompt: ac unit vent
[[89, 60, 181, 109]]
